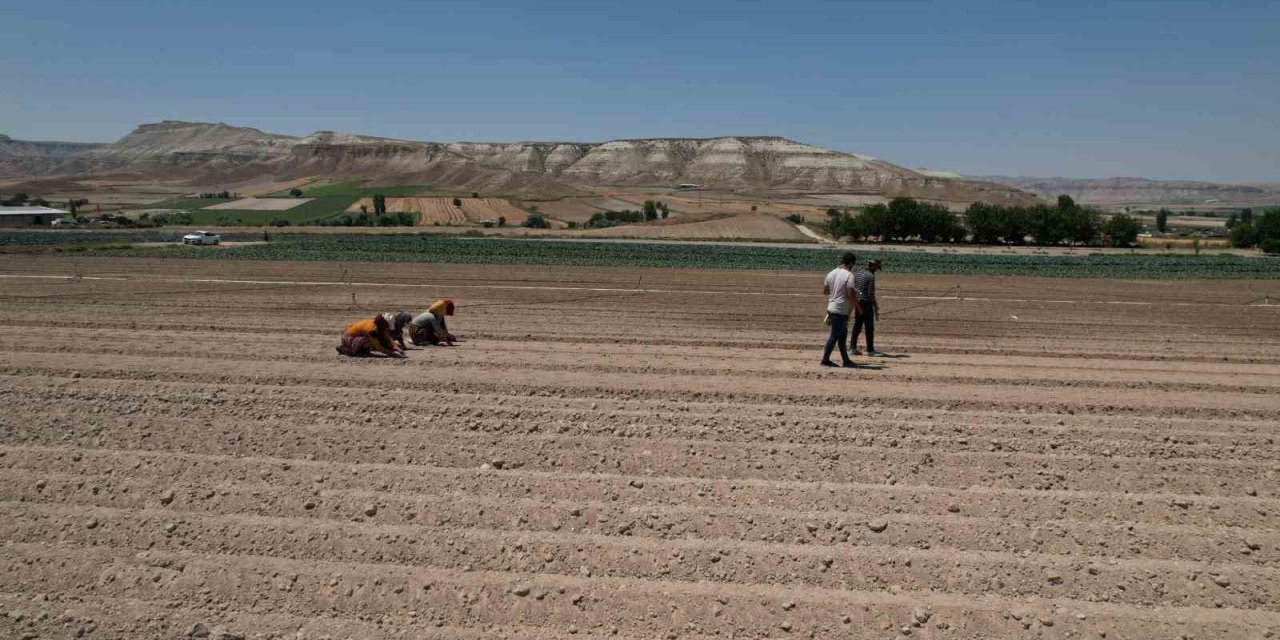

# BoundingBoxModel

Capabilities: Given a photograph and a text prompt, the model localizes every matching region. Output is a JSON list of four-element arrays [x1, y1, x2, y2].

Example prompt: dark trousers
[[822, 312, 850, 363], [852, 304, 875, 352]]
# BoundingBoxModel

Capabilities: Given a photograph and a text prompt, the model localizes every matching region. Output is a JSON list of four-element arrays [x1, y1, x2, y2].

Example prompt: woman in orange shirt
[[337, 314, 404, 357]]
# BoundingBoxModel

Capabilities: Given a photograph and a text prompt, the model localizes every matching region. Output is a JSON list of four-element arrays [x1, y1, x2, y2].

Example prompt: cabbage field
[[17, 232, 1270, 279]]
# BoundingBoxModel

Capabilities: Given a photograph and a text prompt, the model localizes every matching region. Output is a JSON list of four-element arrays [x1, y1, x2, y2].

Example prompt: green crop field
[[185, 197, 357, 226], [266, 182, 432, 198], [77, 233, 1280, 279], [148, 197, 232, 210]]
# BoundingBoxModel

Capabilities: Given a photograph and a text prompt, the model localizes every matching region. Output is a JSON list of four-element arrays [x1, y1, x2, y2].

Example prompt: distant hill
[[0, 134, 105, 176], [0, 121, 1033, 204], [977, 175, 1280, 209]]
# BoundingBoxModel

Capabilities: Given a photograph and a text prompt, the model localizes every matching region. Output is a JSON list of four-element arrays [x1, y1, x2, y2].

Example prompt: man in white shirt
[[821, 252, 861, 368]]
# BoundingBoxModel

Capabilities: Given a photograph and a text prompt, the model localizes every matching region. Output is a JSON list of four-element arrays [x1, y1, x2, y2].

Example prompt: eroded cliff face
[[980, 175, 1280, 207], [1, 121, 1034, 203], [0, 135, 105, 176]]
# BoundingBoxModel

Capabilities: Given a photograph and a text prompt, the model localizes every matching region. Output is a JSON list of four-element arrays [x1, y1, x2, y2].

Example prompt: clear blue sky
[[3, 0, 1277, 182]]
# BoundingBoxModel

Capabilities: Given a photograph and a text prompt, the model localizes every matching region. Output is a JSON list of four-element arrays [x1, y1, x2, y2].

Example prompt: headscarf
[[383, 311, 413, 331], [428, 299, 455, 318]]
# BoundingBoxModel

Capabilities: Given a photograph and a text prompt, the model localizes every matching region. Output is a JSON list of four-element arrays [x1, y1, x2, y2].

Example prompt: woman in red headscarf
[[409, 299, 457, 346], [336, 314, 405, 357]]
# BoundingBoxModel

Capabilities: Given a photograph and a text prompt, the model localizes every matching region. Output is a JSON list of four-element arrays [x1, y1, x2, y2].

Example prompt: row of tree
[[1229, 208, 1280, 253], [825, 196, 1143, 247]]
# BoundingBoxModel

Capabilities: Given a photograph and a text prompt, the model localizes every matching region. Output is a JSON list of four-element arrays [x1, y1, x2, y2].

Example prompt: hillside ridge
[[1, 121, 1032, 203]]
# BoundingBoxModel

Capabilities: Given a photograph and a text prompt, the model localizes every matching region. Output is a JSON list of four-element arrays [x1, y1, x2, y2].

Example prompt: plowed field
[[460, 198, 529, 225], [587, 213, 807, 240], [346, 198, 467, 225], [2, 255, 1279, 640]]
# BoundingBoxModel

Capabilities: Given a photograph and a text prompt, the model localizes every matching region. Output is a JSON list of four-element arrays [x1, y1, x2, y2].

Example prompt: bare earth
[[2, 256, 1279, 639]]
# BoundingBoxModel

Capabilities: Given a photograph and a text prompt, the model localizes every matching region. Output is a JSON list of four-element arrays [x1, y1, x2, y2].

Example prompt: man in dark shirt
[[851, 260, 883, 356]]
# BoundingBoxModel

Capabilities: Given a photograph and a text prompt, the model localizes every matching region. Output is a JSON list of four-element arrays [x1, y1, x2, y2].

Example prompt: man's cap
[[868, 259, 883, 268]]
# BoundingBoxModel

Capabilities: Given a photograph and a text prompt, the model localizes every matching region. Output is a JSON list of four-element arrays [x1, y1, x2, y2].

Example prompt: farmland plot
[[2, 256, 1280, 640], [202, 197, 313, 211], [586, 213, 807, 240], [460, 198, 529, 225], [346, 198, 467, 225]]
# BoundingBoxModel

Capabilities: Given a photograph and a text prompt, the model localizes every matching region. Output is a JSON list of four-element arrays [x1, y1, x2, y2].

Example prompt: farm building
[[0, 206, 67, 227]]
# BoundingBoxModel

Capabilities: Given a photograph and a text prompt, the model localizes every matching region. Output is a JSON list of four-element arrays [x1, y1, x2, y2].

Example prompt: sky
[[3, 0, 1277, 182]]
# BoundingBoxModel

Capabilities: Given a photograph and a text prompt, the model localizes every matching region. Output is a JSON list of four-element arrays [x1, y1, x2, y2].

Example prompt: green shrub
[[522, 213, 550, 229]]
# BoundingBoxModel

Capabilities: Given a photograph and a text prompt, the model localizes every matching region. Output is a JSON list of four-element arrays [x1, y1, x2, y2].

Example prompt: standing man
[[852, 259, 883, 356], [821, 252, 860, 368]]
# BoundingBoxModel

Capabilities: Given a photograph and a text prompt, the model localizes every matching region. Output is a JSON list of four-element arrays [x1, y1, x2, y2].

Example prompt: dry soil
[[1, 256, 1279, 639]]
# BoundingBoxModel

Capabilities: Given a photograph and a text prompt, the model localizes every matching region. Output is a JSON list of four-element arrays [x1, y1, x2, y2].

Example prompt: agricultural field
[[603, 192, 823, 223], [1, 255, 1278, 639], [532, 197, 647, 223], [344, 198, 531, 226], [586, 213, 807, 241], [345, 197, 465, 226], [267, 181, 431, 198], [53, 233, 1280, 279], [461, 198, 530, 226], [203, 197, 314, 211], [185, 196, 356, 226], [148, 197, 233, 211]]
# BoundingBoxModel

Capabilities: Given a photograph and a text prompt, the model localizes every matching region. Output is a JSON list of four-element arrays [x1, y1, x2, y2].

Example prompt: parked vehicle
[[182, 231, 221, 245]]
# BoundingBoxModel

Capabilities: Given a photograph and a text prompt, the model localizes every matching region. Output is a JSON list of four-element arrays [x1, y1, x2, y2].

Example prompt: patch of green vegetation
[[266, 182, 431, 198], [84, 234, 1280, 279], [149, 198, 230, 210], [186, 197, 357, 226]]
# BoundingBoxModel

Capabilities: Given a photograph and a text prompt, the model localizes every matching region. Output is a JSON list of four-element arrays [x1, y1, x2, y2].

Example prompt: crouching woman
[[409, 299, 457, 346], [337, 314, 405, 357]]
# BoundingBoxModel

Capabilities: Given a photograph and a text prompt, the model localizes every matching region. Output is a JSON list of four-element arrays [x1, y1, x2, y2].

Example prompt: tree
[[372, 194, 387, 215], [964, 202, 1003, 244], [857, 203, 892, 240], [522, 213, 549, 229], [1102, 214, 1142, 247], [750, 205, 758, 212], [471, 192, 480, 199], [1230, 222, 1259, 248], [642, 200, 658, 221], [1068, 207, 1101, 245], [1156, 208, 1169, 233], [1, 192, 29, 206], [1242, 208, 1254, 224], [452, 197, 462, 208], [29, 196, 50, 207], [497, 216, 506, 227], [1057, 194, 1076, 210], [360, 205, 368, 214], [289, 188, 303, 198], [1027, 204, 1070, 245]]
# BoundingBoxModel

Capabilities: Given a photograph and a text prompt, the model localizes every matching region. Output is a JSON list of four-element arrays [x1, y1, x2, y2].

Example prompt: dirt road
[[2, 256, 1279, 639]]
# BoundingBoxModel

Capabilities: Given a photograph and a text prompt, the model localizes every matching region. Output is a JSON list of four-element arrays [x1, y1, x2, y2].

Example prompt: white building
[[0, 206, 68, 227]]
